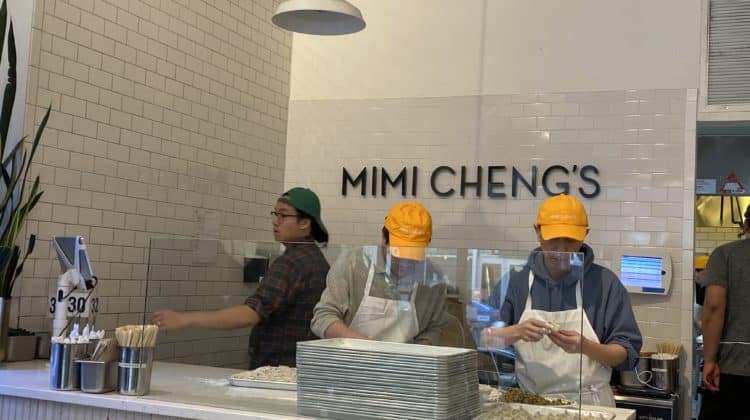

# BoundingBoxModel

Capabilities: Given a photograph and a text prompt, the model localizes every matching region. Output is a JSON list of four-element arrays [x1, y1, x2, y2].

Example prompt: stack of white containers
[[297, 338, 480, 420]]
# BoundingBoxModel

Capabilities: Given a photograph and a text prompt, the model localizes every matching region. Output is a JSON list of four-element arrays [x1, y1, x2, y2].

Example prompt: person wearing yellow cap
[[152, 187, 330, 368], [311, 202, 447, 344], [698, 204, 750, 420], [483, 194, 642, 407]]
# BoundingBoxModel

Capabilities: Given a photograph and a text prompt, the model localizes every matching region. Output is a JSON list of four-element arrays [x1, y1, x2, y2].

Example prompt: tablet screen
[[620, 255, 663, 289]]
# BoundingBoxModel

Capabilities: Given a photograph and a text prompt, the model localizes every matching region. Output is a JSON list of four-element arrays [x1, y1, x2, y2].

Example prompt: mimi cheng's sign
[[342, 165, 601, 199]]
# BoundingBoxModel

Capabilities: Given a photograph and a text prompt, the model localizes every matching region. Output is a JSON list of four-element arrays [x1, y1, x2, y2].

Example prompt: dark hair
[[296, 209, 328, 243], [382, 226, 389, 244]]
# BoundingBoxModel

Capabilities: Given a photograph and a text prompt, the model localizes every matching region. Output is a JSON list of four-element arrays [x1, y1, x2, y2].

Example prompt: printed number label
[[48, 291, 98, 318]]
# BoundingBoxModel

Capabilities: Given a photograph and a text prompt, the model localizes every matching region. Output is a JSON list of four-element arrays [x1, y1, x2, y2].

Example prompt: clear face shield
[[374, 220, 435, 300]]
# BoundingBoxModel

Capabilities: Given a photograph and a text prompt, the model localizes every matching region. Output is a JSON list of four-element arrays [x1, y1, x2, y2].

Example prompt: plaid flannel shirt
[[245, 242, 329, 368]]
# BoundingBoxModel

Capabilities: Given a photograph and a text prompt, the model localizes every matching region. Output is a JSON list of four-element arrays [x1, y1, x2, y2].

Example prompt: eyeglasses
[[270, 211, 301, 220]]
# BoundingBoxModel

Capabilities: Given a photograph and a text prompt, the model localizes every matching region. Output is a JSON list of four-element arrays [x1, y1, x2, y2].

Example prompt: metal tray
[[228, 375, 296, 391], [299, 338, 475, 358]]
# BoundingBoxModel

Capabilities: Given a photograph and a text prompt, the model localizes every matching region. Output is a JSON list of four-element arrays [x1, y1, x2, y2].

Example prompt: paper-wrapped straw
[[115, 324, 159, 347]]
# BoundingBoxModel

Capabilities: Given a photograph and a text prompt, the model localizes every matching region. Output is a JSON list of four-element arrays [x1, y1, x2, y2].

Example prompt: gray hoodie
[[499, 244, 643, 371]]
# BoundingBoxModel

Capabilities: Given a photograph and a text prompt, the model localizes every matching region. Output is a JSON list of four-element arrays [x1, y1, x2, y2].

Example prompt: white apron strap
[[526, 269, 582, 309]]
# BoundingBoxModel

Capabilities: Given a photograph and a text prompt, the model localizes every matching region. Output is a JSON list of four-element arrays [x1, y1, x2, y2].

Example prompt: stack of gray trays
[[297, 338, 479, 420]]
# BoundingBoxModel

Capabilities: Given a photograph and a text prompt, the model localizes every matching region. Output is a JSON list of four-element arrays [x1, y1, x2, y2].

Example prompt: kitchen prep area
[[3, 0, 750, 419], [1, 241, 637, 419]]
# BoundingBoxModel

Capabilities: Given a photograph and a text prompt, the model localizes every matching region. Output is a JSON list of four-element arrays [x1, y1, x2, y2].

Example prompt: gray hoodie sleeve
[[311, 251, 356, 339], [598, 268, 643, 370]]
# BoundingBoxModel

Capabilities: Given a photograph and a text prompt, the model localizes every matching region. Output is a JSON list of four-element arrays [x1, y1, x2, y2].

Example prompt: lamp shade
[[272, 0, 365, 35]]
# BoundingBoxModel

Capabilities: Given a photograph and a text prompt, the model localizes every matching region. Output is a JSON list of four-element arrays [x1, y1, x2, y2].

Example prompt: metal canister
[[118, 346, 154, 396], [619, 356, 651, 389], [78, 359, 118, 393], [50, 343, 85, 390], [650, 355, 679, 393]]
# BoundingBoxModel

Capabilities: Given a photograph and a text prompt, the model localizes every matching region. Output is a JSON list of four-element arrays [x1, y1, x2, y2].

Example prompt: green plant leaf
[[0, 245, 10, 297], [0, 149, 21, 218], [0, 21, 15, 150], [0, 0, 7, 79], [3, 180, 41, 251], [26, 107, 49, 176], [0, 168, 19, 218], [0, 156, 9, 186], [19, 106, 48, 202], [2, 133, 23, 168], [2, 245, 18, 296], [0, 152, 22, 246], [12, 234, 35, 283], [26, 191, 42, 215], [0, 4, 46, 298]]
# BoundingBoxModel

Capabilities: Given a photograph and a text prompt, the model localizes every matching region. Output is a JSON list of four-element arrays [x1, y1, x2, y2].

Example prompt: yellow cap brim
[[389, 245, 426, 261], [540, 224, 587, 241], [389, 234, 428, 260]]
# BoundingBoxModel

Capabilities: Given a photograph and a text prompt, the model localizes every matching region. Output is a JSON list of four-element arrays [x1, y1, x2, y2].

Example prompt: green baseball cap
[[278, 187, 329, 243]]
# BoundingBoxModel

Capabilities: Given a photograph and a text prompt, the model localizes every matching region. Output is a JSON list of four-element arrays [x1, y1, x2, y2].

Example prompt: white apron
[[514, 271, 615, 407], [349, 257, 420, 343]]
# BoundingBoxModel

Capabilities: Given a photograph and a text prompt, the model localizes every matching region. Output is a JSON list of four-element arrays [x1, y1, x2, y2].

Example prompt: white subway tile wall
[[695, 227, 743, 254], [285, 88, 698, 391], [16, 0, 290, 368]]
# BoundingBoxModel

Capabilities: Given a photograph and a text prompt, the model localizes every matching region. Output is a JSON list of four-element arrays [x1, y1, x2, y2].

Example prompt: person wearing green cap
[[152, 187, 330, 368]]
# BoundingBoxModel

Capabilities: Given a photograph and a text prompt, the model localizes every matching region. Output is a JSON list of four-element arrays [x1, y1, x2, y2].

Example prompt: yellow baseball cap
[[694, 255, 709, 270], [536, 194, 588, 241], [384, 202, 432, 261]]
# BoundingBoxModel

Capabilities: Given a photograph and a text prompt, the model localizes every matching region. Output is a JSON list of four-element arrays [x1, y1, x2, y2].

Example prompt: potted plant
[[0, 0, 51, 361]]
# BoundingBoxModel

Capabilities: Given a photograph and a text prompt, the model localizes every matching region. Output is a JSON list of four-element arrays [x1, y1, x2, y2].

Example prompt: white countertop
[[0, 360, 634, 420], [0, 360, 304, 420]]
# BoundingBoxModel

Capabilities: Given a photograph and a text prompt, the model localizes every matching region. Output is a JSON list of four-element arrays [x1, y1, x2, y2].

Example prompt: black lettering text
[[430, 166, 456, 197], [411, 166, 418, 196], [487, 166, 506, 198], [512, 166, 537, 197], [460, 166, 482, 197], [578, 165, 601, 198], [342, 167, 367, 196], [381, 168, 407, 197], [542, 165, 570, 195]]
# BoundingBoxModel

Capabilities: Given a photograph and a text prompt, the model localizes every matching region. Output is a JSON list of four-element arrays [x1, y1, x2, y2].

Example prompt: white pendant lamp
[[272, 0, 365, 35]]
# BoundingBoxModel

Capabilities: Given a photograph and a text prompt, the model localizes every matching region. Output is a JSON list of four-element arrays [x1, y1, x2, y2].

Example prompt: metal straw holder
[[50, 342, 86, 390], [650, 356, 679, 393], [78, 359, 117, 393], [620, 356, 651, 389], [118, 346, 154, 396]]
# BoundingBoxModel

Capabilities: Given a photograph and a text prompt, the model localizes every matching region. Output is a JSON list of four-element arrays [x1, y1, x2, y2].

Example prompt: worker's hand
[[516, 319, 551, 342], [151, 309, 188, 331], [702, 361, 720, 392], [549, 330, 583, 353]]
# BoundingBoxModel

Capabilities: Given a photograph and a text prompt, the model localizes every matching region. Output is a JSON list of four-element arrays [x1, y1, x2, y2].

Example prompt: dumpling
[[546, 321, 561, 334]]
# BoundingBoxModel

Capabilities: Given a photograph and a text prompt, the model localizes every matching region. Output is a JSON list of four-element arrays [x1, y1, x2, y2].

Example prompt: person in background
[[699, 205, 750, 420], [152, 187, 330, 368], [693, 254, 709, 332], [311, 202, 447, 345], [482, 194, 642, 407]]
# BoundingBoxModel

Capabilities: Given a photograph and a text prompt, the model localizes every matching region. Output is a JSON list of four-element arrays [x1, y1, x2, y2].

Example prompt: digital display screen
[[620, 255, 663, 289]]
